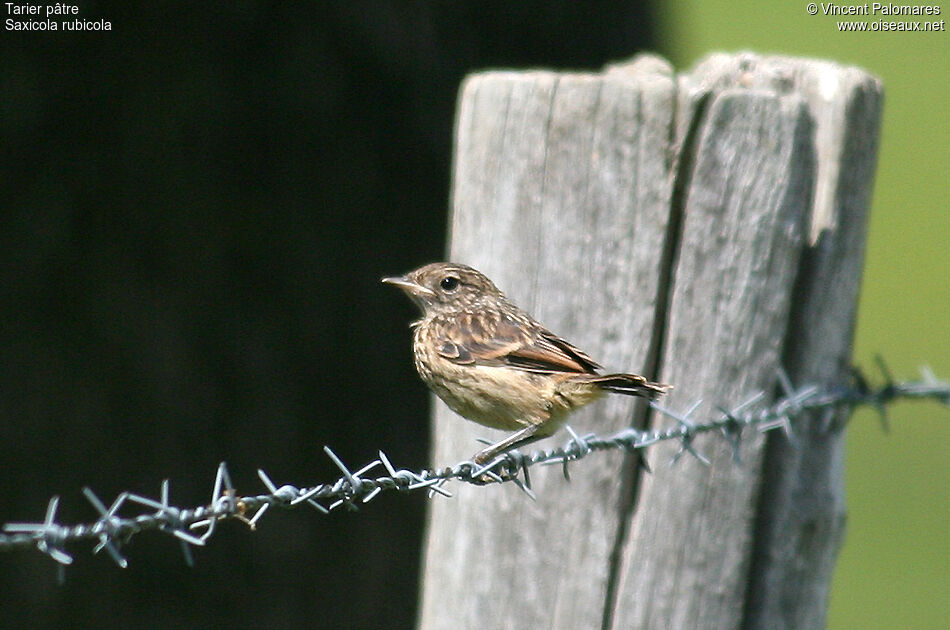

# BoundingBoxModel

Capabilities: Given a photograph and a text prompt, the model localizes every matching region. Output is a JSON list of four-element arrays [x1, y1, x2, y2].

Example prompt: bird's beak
[[381, 275, 436, 299]]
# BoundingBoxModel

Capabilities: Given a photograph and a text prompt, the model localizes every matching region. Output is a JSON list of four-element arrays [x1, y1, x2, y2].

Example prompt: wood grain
[[416, 52, 882, 630]]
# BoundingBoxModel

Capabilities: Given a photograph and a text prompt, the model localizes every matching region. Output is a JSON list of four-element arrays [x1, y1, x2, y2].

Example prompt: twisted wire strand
[[2, 364, 947, 569]]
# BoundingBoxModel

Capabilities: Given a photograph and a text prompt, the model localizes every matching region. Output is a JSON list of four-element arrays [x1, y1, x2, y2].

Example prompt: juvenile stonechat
[[383, 262, 670, 463]]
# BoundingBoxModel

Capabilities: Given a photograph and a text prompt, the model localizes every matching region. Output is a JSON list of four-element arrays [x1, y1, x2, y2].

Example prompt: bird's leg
[[473, 422, 548, 464]]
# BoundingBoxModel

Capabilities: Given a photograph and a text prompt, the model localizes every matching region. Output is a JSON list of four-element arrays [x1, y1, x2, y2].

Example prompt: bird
[[383, 262, 671, 464]]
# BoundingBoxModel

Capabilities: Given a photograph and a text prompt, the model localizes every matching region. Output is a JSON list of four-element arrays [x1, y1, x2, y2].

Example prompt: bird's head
[[382, 262, 503, 314]]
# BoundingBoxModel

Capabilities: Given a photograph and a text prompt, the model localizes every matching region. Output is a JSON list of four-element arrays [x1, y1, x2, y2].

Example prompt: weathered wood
[[679, 54, 883, 630], [417, 53, 881, 630], [418, 56, 677, 630], [611, 86, 815, 629]]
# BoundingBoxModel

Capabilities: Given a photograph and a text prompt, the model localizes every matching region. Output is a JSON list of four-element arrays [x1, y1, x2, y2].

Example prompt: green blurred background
[[658, 3, 949, 628]]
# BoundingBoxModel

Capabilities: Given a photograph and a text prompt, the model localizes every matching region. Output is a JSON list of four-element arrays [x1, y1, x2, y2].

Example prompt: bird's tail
[[589, 373, 671, 399]]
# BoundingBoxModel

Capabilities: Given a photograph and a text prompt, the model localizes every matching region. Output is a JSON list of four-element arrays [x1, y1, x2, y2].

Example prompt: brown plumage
[[383, 262, 670, 463]]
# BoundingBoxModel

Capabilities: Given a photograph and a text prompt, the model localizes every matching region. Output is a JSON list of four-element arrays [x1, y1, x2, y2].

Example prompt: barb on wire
[[1, 365, 947, 568]]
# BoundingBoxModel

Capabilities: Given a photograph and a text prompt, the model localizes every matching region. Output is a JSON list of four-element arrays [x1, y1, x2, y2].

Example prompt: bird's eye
[[440, 276, 460, 292]]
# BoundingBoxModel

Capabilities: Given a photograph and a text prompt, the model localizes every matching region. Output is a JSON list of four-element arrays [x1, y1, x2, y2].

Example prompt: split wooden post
[[417, 53, 882, 630]]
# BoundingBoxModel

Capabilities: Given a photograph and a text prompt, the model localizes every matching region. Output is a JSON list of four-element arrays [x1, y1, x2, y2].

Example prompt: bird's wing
[[436, 312, 602, 374]]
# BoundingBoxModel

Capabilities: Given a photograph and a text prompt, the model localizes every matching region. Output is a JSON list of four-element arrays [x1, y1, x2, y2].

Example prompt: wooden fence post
[[417, 53, 882, 630]]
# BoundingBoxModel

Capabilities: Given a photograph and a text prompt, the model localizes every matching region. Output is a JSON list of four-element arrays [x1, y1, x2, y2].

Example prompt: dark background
[[0, 2, 654, 627]]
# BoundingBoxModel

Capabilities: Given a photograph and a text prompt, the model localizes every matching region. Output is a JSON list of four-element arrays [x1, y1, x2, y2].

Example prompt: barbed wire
[[1, 362, 947, 571]]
